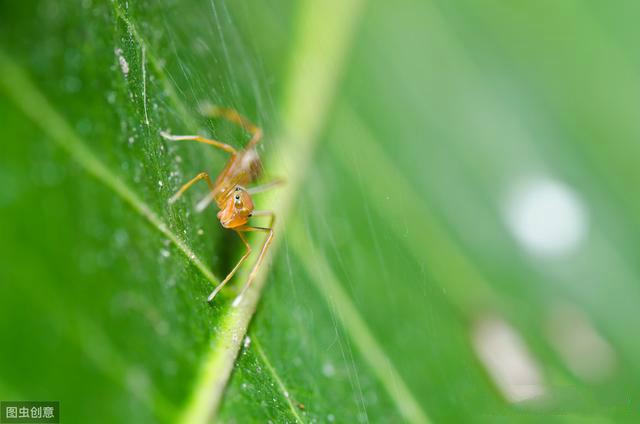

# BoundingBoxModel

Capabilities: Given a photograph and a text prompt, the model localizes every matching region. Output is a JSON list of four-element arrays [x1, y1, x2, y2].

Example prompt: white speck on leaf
[[114, 48, 129, 76], [141, 45, 150, 126], [504, 177, 587, 257], [322, 362, 335, 377], [232, 294, 243, 307], [546, 304, 616, 382], [243, 336, 251, 348], [473, 315, 545, 402]]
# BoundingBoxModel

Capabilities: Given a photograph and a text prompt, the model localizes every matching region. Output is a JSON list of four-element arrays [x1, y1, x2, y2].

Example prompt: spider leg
[[160, 131, 237, 155], [231, 213, 275, 307], [207, 231, 252, 302], [168, 172, 215, 205], [247, 178, 285, 195], [199, 104, 263, 149]]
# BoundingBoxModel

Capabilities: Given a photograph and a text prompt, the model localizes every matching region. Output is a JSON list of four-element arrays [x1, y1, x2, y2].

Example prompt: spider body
[[214, 148, 261, 229], [214, 147, 262, 206]]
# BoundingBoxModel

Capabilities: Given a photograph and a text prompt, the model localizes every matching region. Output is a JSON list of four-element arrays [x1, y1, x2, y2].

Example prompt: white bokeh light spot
[[504, 178, 588, 257]]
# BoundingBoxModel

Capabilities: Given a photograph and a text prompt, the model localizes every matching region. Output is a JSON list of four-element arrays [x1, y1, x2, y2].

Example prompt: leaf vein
[[252, 334, 305, 423], [290, 227, 432, 424]]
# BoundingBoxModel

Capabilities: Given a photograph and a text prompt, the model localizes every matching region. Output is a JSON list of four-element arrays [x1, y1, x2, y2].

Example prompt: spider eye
[[235, 195, 240, 200], [235, 187, 241, 191]]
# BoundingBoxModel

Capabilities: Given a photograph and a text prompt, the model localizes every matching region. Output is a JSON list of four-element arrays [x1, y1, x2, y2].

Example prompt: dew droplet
[[114, 47, 130, 76], [322, 362, 335, 377], [472, 315, 545, 402], [504, 177, 587, 257]]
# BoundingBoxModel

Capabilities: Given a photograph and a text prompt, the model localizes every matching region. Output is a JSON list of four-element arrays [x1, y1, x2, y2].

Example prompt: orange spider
[[161, 106, 280, 306]]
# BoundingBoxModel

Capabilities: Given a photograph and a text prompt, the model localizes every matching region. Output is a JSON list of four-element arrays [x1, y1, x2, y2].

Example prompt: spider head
[[217, 186, 254, 228]]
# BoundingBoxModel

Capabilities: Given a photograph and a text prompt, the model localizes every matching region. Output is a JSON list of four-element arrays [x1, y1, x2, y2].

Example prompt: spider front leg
[[207, 231, 252, 302], [232, 211, 276, 307], [198, 104, 263, 148], [168, 172, 215, 205], [160, 131, 237, 154], [247, 179, 285, 195]]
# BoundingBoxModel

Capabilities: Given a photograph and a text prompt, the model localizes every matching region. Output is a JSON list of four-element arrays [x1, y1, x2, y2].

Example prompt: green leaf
[[2, 0, 640, 422]]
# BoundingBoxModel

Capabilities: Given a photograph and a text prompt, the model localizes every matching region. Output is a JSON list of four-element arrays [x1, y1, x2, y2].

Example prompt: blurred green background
[[2, 0, 640, 422]]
